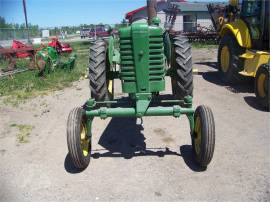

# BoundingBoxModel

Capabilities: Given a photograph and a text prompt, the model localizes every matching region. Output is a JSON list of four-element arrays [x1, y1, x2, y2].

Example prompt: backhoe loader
[[209, 0, 269, 110]]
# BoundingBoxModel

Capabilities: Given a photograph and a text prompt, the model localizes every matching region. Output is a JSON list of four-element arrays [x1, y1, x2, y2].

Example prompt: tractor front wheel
[[67, 107, 92, 169], [255, 63, 269, 110], [192, 105, 215, 169]]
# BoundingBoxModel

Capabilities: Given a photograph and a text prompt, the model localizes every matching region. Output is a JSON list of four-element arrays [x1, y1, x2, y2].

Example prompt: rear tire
[[255, 63, 269, 110], [192, 105, 215, 168], [171, 36, 193, 100], [89, 40, 113, 106], [67, 107, 91, 169], [218, 34, 245, 83]]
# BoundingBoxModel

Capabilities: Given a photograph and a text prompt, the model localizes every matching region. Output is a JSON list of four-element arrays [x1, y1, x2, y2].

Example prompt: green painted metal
[[36, 46, 58, 74], [117, 21, 167, 116], [60, 54, 77, 70], [119, 22, 165, 94], [85, 96, 195, 133], [108, 36, 120, 65], [163, 31, 171, 67], [135, 93, 152, 117], [83, 17, 195, 133], [86, 118, 93, 138], [86, 104, 194, 119], [108, 36, 114, 66], [132, 23, 150, 93], [36, 46, 58, 64], [151, 17, 161, 26], [36, 46, 76, 74], [112, 49, 120, 64]]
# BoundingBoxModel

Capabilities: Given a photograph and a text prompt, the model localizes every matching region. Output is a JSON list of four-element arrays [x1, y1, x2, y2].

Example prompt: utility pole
[[147, 0, 157, 25], [22, 0, 30, 43]]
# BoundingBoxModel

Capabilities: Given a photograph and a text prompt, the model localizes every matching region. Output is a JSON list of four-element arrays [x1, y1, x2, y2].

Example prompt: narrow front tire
[[192, 105, 215, 168], [67, 107, 92, 169]]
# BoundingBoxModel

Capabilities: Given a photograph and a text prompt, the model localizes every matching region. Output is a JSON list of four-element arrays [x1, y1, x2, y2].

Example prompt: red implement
[[0, 40, 35, 71], [11, 40, 33, 58], [48, 37, 72, 54]]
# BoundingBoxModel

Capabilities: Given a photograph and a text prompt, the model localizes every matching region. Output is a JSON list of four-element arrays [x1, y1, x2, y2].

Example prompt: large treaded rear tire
[[67, 107, 91, 169], [218, 34, 245, 83], [171, 36, 193, 100], [89, 40, 111, 103], [255, 63, 269, 110], [192, 105, 215, 169]]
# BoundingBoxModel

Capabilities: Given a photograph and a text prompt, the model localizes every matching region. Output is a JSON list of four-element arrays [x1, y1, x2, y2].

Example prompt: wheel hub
[[257, 73, 266, 98], [221, 46, 230, 73], [107, 80, 113, 94], [80, 123, 90, 156], [194, 116, 202, 155]]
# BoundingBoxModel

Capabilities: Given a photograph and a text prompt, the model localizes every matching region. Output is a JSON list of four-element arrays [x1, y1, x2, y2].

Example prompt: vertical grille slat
[[119, 25, 165, 92], [120, 37, 135, 82], [149, 34, 164, 81]]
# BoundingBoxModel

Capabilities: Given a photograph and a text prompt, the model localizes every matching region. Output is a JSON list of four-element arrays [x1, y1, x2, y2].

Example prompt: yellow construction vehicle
[[209, 0, 269, 110]]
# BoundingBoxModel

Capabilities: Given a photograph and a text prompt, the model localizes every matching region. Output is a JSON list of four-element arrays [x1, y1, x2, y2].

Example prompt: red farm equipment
[[48, 37, 73, 54], [0, 40, 36, 72]]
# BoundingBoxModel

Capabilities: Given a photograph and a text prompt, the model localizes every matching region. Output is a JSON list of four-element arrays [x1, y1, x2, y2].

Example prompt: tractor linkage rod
[[86, 106, 194, 119], [95, 99, 186, 105]]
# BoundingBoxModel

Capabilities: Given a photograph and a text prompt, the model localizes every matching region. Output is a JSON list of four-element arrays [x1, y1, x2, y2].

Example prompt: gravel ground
[[0, 48, 269, 201]]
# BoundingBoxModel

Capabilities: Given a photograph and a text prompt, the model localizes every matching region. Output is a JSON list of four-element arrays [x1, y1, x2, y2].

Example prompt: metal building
[[125, 0, 213, 32]]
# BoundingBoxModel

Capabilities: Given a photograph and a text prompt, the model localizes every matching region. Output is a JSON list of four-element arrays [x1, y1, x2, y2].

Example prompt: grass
[[0, 58, 30, 70], [0, 41, 90, 106], [191, 41, 218, 49], [10, 123, 34, 143], [68, 41, 90, 51], [0, 40, 217, 106]]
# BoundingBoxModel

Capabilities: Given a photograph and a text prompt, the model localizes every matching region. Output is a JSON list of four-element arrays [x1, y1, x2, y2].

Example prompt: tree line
[[0, 16, 128, 40]]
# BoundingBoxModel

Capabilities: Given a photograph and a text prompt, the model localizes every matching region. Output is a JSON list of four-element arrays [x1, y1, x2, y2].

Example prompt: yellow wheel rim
[[107, 80, 113, 94], [194, 116, 202, 155], [221, 46, 230, 73], [80, 123, 90, 156], [257, 73, 266, 98]]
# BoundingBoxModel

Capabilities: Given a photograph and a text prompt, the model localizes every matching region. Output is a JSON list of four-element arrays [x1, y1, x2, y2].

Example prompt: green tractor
[[67, 0, 215, 170], [35, 46, 76, 76]]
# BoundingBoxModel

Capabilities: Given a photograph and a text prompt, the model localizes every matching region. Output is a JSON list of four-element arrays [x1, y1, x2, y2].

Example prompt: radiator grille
[[120, 37, 135, 82], [149, 35, 164, 81]]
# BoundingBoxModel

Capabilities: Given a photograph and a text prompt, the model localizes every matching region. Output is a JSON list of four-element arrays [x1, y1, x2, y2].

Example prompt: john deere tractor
[[67, 0, 215, 170], [209, 0, 269, 109]]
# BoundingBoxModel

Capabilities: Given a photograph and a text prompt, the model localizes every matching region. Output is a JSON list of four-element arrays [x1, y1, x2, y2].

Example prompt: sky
[[1, 0, 224, 27]]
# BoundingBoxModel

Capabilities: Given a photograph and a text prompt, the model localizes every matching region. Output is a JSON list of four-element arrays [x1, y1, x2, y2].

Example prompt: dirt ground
[[0, 48, 269, 201]]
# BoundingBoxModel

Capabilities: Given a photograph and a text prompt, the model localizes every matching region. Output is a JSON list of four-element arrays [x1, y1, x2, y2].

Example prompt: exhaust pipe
[[147, 0, 157, 25]]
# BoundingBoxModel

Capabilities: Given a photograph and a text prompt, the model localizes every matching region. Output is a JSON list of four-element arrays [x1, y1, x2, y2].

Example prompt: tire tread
[[89, 40, 110, 102], [255, 63, 270, 110], [218, 34, 246, 83], [67, 107, 90, 169], [171, 35, 193, 100], [193, 105, 215, 168]]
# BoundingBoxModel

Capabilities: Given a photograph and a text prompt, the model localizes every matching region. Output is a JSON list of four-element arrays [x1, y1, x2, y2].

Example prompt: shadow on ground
[[195, 62, 269, 111], [244, 96, 269, 112], [195, 62, 254, 94], [195, 61, 218, 70], [64, 117, 205, 173], [64, 154, 87, 174], [180, 145, 206, 172]]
